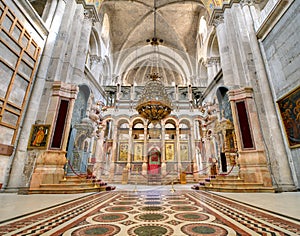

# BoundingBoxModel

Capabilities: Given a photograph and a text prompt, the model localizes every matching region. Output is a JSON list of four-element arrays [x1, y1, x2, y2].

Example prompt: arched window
[[165, 122, 176, 140]]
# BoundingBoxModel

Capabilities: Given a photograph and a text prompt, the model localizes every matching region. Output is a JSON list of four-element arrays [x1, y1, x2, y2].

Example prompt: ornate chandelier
[[135, 0, 172, 123], [136, 73, 172, 124]]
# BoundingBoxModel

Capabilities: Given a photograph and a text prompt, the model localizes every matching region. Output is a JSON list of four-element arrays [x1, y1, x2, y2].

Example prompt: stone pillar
[[90, 55, 102, 81], [142, 124, 148, 175], [190, 126, 198, 181], [62, 5, 84, 83], [206, 59, 214, 84], [43, 0, 58, 28], [161, 121, 166, 176], [127, 124, 133, 170], [240, 1, 295, 191], [72, 8, 94, 83], [176, 125, 181, 171], [212, 14, 235, 86], [93, 127, 105, 179], [30, 82, 78, 188], [228, 87, 272, 187], [109, 124, 118, 180], [47, 0, 77, 83]]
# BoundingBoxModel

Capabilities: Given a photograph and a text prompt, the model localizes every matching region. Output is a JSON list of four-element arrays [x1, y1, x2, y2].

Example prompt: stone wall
[[261, 0, 300, 188]]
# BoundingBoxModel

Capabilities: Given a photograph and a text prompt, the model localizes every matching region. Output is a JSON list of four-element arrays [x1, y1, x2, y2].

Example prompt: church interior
[[0, 0, 299, 235]]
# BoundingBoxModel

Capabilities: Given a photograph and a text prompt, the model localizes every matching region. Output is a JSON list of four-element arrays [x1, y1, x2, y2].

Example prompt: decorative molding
[[207, 57, 221, 65], [211, 13, 224, 27], [256, 0, 293, 40], [77, 0, 100, 23], [52, 81, 78, 99], [240, 0, 255, 6], [90, 55, 102, 63]]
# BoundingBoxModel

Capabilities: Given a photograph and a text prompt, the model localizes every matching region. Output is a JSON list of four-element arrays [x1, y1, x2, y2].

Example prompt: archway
[[148, 147, 161, 175]]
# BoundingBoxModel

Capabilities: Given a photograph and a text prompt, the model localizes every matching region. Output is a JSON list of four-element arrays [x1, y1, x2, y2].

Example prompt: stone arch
[[206, 29, 220, 59], [101, 13, 110, 48], [71, 84, 90, 127], [216, 86, 232, 121], [198, 57, 208, 87], [115, 45, 192, 86]]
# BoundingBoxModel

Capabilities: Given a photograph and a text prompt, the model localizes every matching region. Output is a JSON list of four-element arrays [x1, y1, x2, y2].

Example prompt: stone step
[[39, 182, 102, 189], [195, 186, 275, 193], [201, 182, 265, 188], [26, 185, 115, 194], [208, 178, 245, 183]]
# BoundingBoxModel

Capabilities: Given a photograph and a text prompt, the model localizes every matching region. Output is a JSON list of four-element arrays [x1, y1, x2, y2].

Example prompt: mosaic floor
[[0, 190, 299, 236]]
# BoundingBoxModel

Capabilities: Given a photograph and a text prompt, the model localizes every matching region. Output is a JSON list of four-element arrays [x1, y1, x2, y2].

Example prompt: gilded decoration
[[28, 124, 51, 149], [165, 143, 175, 161], [134, 143, 143, 161], [180, 143, 189, 161], [277, 86, 300, 148], [119, 143, 128, 161]]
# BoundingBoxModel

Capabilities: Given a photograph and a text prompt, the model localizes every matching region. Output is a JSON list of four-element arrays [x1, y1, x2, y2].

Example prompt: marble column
[[161, 121, 166, 176], [93, 128, 105, 179], [73, 8, 94, 83], [109, 124, 118, 181], [127, 124, 133, 170], [206, 59, 214, 84], [212, 14, 235, 86], [90, 55, 102, 82], [142, 124, 148, 175], [30, 81, 78, 188], [190, 126, 198, 181], [228, 87, 272, 187], [241, 1, 295, 191], [176, 125, 181, 172]]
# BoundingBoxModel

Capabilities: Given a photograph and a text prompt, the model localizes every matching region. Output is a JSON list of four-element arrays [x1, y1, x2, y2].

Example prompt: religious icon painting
[[165, 143, 175, 161], [119, 142, 128, 161], [277, 86, 300, 148], [180, 143, 189, 161], [28, 124, 51, 149], [134, 143, 143, 161]]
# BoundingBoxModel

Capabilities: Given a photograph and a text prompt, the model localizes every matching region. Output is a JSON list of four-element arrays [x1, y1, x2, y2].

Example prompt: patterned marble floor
[[0, 188, 299, 236]]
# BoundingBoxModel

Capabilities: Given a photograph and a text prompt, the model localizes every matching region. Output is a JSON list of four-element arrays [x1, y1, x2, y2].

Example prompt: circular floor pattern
[[128, 224, 174, 236], [174, 212, 209, 221], [71, 224, 121, 236], [168, 200, 193, 205], [181, 223, 228, 236], [170, 205, 199, 211], [113, 201, 136, 205], [121, 197, 139, 201], [105, 206, 134, 212], [139, 206, 165, 212], [92, 213, 128, 222], [134, 213, 168, 222], [144, 201, 162, 205], [145, 198, 161, 201]]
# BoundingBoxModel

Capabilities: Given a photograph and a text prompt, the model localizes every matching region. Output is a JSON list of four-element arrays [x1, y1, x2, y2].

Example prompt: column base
[[238, 150, 272, 187], [30, 150, 67, 188]]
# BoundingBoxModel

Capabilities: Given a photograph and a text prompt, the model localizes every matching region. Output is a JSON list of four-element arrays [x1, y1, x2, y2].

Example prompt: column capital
[[90, 55, 102, 63], [212, 13, 224, 27], [84, 9, 97, 24], [206, 57, 220, 65], [240, 0, 255, 7]]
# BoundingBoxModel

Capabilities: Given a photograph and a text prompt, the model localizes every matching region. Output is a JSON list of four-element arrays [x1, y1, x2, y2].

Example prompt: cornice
[[208, 0, 240, 26], [76, 0, 100, 23]]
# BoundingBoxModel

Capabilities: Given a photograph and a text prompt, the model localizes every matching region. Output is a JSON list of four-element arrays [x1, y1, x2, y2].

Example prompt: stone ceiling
[[98, 0, 208, 86]]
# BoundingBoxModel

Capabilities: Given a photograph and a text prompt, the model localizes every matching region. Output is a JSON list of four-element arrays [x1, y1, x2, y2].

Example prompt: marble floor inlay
[[0, 190, 299, 235]]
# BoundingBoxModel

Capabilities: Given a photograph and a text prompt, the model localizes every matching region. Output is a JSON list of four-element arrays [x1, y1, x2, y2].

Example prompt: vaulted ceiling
[[98, 0, 209, 86]]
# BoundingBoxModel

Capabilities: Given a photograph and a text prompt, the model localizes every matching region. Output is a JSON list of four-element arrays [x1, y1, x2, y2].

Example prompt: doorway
[[148, 148, 161, 175], [220, 152, 227, 172]]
